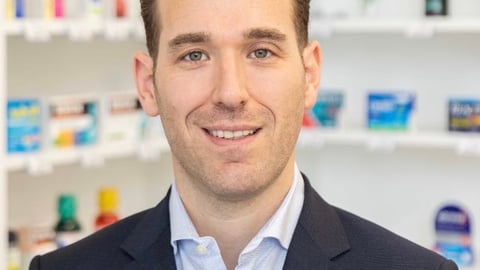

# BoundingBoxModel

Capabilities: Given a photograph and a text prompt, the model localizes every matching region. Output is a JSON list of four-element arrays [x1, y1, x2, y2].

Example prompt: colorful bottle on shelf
[[95, 188, 120, 230], [54, 195, 83, 248], [426, 0, 448, 16], [433, 204, 474, 267], [116, 0, 127, 17], [54, 0, 64, 18], [44, 0, 54, 19], [6, 0, 14, 19], [8, 230, 21, 270], [15, 0, 25, 18]]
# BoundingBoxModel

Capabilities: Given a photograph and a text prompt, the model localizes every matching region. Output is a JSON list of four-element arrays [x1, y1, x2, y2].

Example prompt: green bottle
[[55, 194, 82, 248], [426, 0, 448, 16]]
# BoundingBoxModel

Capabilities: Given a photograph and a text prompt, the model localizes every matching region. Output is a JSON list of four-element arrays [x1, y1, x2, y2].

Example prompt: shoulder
[[29, 208, 152, 270], [333, 207, 458, 270], [297, 175, 457, 270]]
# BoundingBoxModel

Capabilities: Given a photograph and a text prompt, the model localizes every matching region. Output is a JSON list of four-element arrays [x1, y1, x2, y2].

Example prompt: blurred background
[[1, 0, 480, 269]]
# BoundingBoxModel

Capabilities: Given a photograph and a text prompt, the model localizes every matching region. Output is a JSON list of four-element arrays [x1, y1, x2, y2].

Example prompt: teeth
[[224, 131, 234, 139], [209, 129, 255, 140]]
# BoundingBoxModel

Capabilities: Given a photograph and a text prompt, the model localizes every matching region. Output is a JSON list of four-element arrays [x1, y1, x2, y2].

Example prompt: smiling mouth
[[206, 129, 259, 140]]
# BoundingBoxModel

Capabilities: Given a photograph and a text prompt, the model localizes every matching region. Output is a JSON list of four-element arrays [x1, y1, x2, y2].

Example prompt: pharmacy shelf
[[297, 128, 480, 155], [310, 17, 480, 38], [4, 18, 145, 41], [8, 130, 480, 173], [6, 17, 480, 41], [7, 139, 169, 174]]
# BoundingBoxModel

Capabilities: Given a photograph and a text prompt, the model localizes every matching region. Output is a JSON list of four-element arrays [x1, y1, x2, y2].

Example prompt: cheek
[[156, 69, 213, 118], [248, 68, 305, 114]]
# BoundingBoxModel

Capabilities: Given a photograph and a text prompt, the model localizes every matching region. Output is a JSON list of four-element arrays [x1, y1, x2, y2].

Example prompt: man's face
[[150, 0, 320, 201]]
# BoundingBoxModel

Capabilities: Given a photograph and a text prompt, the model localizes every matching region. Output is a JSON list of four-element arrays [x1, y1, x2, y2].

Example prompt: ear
[[302, 41, 322, 109], [134, 52, 159, 116]]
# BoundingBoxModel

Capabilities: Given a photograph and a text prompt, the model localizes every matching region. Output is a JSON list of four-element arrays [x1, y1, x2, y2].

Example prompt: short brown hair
[[140, 0, 310, 61]]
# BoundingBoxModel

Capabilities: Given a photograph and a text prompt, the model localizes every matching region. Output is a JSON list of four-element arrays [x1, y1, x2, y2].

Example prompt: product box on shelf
[[367, 91, 416, 131], [140, 112, 165, 141], [102, 91, 143, 146], [433, 204, 474, 267], [17, 226, 56, 268], [303, 90, 344, 129], [448, 98, 480, 132], [48, 95, 99, 148], [137, 113, 166, 160], [7, 98, 42, 153]]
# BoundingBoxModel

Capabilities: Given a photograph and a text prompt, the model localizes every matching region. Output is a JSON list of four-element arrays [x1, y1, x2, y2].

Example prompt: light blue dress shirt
[[169, 165, 305, 270]]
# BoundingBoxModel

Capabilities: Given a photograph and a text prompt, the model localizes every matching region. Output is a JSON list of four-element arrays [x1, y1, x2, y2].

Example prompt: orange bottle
[[95, 188, 119, 230]]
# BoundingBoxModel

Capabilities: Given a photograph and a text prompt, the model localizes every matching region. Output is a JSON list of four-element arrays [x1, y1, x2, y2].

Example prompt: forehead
[[157, 0, 296, 44]]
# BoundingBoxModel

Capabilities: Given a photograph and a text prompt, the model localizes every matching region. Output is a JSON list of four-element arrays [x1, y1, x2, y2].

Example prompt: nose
[[211, 52, 250, 110]]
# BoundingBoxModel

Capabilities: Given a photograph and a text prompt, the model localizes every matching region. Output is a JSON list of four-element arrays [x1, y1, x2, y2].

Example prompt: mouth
[[204, 128, 260, 140]]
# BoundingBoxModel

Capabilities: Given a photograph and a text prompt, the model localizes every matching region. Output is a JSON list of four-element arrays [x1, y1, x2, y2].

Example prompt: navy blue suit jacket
[[30, 176, 458, 270]]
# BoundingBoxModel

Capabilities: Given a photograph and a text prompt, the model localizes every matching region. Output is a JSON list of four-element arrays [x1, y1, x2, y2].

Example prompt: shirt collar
[[169, 180, 199, 254], [169, 163, 305, 253], [253, 164, 304, 249]]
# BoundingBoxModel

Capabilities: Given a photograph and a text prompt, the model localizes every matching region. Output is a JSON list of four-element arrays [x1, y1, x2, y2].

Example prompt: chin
[[206, 170, 274, 202]]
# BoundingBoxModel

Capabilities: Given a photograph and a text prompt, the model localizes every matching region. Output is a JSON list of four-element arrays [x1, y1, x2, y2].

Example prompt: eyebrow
[[243, 28, 287, 42], [168, 32, 210, 50], [167, 28, 287, 51]]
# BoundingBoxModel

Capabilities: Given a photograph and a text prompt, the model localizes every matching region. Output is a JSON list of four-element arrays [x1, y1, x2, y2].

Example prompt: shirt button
[[196, 244, 208, 255]]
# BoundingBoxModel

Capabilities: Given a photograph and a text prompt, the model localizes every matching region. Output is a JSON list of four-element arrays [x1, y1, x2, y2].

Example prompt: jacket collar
[[283, 174, 350, 270], [118, 174, 350, 270], [120, 189, 176, 270]]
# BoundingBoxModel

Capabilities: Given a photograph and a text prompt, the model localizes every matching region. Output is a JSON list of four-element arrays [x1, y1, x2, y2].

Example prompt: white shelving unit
[[2, 6, 480, 270], [7, 139, 170, 173], [5, 17, 480, 40], [310, 17, 480, 37], [1, 15, 153, 269], [1, 0, 8, 267], [298, 129, 480, 155], [4, 18, 145, 42]]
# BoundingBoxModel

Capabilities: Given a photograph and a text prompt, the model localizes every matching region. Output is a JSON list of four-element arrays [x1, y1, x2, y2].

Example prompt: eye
[[183, 51, 208, 62], [250, 49, 272, 59]]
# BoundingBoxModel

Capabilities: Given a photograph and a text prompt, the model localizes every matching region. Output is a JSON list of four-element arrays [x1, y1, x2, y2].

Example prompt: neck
[[175, 160, 295, 269]]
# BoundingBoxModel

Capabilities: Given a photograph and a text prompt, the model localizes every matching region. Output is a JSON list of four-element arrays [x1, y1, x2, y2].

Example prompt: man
[[30, 0, 458, 269]]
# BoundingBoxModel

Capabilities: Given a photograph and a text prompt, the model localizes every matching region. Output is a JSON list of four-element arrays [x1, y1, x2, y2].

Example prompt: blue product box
[[7, 99, 42, 153], [367, 91, 415, 131], [448, 99, 480, 132], [310, 90, 344, 128]]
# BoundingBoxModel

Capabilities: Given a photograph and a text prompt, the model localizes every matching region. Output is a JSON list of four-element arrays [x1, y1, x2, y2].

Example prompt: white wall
[[7, 36, 145, 98]]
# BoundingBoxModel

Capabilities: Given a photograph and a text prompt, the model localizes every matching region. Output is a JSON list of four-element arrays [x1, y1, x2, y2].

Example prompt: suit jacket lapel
[[120, 189, 176, 270], [283, 175, 350, 270], [117, 174, 350, 270]]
